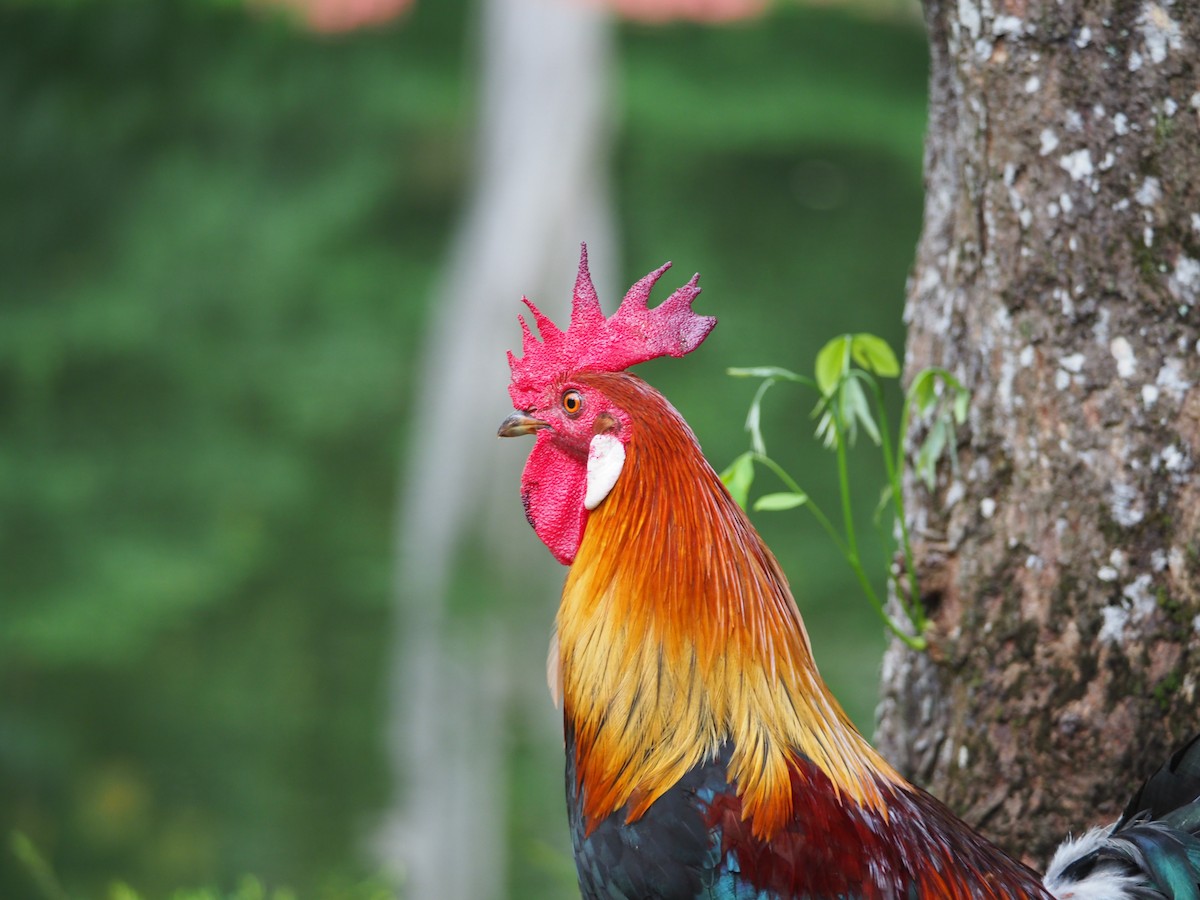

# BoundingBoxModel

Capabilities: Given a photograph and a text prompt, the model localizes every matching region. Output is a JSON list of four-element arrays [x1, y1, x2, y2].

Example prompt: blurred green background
[[0, 0, 927, 896]]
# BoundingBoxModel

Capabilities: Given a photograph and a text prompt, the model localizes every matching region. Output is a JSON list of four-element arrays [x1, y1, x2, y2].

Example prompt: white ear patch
[[584, 433, 626, 510]]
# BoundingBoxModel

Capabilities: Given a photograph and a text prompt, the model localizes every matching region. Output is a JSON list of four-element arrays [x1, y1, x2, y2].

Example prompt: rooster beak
[[497, 413, 551, 438]]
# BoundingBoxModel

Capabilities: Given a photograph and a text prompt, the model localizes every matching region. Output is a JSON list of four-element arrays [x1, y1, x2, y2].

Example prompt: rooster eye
[[562, 390, 583, 417]]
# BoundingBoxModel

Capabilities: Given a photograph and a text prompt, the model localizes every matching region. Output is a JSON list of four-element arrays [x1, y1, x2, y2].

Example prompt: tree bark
[[876, 0, 1200, 868]]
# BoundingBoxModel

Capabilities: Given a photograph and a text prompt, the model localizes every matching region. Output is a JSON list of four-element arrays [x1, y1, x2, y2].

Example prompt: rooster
[[497, 245, 1200, 899]]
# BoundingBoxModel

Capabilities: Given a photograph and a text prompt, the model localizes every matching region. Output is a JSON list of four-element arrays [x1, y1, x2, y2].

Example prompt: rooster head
[[497, 243, 716, 565]]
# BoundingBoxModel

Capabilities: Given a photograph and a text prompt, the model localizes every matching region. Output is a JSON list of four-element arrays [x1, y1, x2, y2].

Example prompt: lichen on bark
[[876, 0, 1200, 867]]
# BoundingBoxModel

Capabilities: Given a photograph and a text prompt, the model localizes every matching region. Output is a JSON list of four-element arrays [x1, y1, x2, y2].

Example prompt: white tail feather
[[1042, 825, 1149, 900]]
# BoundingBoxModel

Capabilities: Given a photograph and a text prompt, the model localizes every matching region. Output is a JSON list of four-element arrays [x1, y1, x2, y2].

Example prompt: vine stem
[[865, 375, 926, 636], [751, 452, 846, 558], [830, 399, 926, 651]]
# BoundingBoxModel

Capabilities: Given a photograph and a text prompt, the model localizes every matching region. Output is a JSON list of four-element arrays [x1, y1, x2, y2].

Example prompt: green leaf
[[903, 367, 971, 490], [727, 366, 805, 382], [719, 452, 755, 510], [814, 335, 851, 397], [909, 369, 937, 414], [12, 831, 70, 900], [909, 367, 970, 422], [849, 333, 900, 378], [744, 377, 778, 456], [873, 484, 894, 525], [753, 491, 808, 512], [812, 396, 838, 449], [953, 385, 970, 424], [915, 419, 949, 490], [840, 376, 880, 446]]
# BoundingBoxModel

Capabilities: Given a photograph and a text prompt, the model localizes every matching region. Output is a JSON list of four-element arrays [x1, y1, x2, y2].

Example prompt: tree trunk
[[374, 0, 615, 896], [876, 0, 1200, 868]]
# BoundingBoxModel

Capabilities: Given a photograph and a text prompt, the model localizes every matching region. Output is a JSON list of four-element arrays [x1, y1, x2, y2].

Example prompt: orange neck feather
[[553, 371, 903, 839]]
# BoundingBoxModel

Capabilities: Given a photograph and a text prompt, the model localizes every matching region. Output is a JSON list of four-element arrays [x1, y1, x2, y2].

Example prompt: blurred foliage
[[14, 831, 395, 900], [1, 0, 465, 894], [0, 0, 927, 896]]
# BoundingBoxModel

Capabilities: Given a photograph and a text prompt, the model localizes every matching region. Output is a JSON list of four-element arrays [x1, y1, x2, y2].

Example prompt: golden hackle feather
[[554, 371, 904, 840]]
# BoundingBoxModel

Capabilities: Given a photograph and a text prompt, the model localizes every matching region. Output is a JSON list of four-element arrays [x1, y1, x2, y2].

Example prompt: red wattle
[[520, 432, 589, 566]]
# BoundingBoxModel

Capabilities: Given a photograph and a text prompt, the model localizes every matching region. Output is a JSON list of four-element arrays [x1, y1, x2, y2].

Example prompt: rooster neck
[[553, 371, 902, 839]]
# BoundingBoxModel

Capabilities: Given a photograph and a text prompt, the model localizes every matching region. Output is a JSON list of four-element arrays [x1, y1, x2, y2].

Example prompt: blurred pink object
[[261, 0, 767, 32], [590, 0, 768, 22], [263, 0, 415, 32]]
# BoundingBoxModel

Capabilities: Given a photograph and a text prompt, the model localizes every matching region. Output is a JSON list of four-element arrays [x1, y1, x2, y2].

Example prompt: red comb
[[507, 244, 716, 408]]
